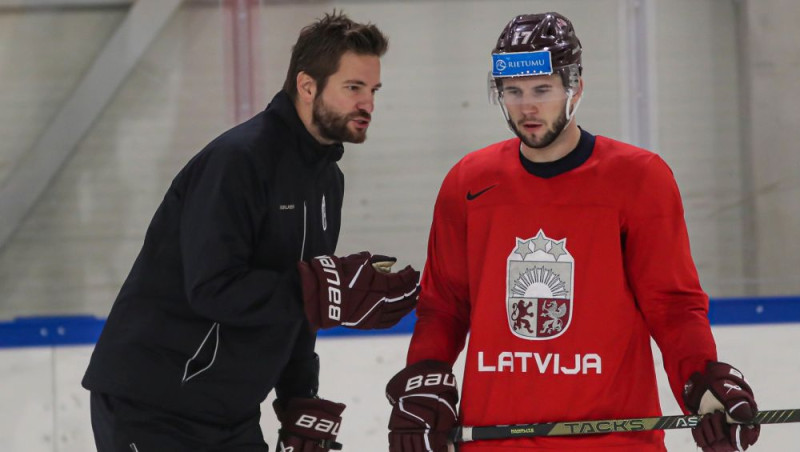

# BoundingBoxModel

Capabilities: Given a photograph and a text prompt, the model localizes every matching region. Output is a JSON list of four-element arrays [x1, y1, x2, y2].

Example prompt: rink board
[[0, 297, 798, 451]]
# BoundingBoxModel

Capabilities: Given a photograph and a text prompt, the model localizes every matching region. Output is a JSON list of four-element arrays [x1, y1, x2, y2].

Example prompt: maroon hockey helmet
[[493, 12, 582, 71], [491, 12, 582, 95]]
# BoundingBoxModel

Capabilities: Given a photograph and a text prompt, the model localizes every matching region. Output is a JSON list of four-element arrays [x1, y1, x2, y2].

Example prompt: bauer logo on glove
[[298, 251, 420, 331]]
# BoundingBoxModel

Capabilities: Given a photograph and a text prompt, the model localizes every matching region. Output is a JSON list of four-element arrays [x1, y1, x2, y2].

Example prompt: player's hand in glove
[[683, 361, 760, 452], [298, 251, 420, 331], [386, 360, 459, 452], [273, 397, 346, 451]]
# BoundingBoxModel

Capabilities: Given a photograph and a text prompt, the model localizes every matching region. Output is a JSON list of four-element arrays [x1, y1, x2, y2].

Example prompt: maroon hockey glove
[[683, 361, 760, 451], [273, 397, 346, 451], [298, 252, 420, 331], [386, 360, 459, 452]]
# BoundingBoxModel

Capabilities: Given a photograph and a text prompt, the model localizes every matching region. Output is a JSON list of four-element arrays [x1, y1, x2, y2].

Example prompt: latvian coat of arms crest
[[506, 229, 574, 340]]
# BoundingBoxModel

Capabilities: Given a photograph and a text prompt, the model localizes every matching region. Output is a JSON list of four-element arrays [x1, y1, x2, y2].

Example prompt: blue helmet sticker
[[492, 51, 553, 78]]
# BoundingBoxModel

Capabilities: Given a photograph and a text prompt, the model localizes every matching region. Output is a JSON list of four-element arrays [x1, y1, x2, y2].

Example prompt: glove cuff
[[278, 429, 343, 451], [682, 370, 706, 413]]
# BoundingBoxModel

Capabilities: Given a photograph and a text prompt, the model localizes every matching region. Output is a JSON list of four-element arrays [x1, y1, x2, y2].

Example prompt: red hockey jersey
[[407, 132, 717, 451]]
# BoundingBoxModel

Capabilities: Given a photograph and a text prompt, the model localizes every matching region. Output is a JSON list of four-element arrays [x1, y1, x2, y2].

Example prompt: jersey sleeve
[[622, 154, 717, 411], [407, 163, 471, 367]]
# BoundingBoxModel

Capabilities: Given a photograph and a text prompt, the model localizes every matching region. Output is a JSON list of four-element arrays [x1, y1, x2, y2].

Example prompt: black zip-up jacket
[[82, 90, 344, 425]]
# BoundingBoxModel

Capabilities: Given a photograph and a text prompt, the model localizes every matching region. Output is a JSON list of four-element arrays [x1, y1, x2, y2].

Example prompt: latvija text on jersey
[[477, 351, 602, 374]]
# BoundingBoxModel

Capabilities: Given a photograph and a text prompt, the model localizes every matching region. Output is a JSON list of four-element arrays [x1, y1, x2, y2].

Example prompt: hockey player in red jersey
[[386, 11, 760, 452]]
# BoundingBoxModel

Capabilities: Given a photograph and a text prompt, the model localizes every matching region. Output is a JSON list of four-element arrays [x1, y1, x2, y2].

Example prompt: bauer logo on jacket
[[506, 229, 574, 340]]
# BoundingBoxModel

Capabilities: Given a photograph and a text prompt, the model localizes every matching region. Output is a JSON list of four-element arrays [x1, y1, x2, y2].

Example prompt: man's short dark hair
[[283, 11, 389, 101]]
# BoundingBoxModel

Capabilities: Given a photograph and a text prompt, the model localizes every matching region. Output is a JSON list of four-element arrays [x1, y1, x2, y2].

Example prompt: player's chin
[[345, 127, 368, 144], [525, 133, 544, 147]]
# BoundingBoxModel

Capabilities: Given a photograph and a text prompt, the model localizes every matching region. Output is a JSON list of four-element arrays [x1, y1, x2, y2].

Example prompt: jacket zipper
[[300, 201, 308, 260]]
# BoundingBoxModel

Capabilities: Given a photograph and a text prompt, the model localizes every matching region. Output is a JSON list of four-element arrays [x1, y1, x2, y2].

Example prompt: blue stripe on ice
[[1, 296, 798, 347]]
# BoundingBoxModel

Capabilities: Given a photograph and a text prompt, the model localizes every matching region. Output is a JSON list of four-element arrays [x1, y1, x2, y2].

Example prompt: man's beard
[[312, 94, 370, 144], [512, 107, 569, 149]]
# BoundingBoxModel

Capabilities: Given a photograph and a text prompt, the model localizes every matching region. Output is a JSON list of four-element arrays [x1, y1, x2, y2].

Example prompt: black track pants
[[90, 392, 269, 452]]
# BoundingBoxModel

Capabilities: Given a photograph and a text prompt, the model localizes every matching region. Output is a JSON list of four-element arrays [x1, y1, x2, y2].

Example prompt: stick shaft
[[452, 409, 800, 443]]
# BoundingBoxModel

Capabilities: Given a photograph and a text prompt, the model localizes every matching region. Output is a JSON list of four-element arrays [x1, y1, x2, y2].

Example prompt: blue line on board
[[1, 296, 798, 348]]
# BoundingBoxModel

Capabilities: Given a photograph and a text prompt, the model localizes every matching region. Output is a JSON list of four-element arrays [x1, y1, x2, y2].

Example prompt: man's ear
[[296, 72, 317, 105]]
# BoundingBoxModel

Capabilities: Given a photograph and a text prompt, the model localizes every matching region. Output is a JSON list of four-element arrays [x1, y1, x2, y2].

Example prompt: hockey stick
[[451, 409, 800, 443]]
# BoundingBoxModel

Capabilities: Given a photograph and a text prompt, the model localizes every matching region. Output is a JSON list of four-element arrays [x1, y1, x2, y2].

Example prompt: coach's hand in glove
[[273, 397, 346, 451], [683, 361, 760, 452], [298, 252, 420, 331], [386, 360, 459, 452]]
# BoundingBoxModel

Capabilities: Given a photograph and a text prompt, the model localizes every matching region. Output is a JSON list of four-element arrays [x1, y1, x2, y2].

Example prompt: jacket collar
[[267, 90, 345, 164]]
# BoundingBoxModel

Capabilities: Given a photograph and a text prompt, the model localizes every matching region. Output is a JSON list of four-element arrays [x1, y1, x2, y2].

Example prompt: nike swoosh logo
[[466, 184, 497, 201]]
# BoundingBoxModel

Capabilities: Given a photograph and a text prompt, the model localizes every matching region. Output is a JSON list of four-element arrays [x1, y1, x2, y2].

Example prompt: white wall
[[2, 0, 782, 320], [1, 325, 798, 451], [741, 0, 800, 296]]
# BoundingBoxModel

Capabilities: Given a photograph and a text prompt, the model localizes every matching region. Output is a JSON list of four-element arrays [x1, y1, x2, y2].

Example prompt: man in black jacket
[[82, 11, 419, 452]]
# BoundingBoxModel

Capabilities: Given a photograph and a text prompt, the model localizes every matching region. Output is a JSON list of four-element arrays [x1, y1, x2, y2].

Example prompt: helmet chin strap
[[565, 88, 581, 123], [549, 89, 581, 142], [499, 101, 514, 133]]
